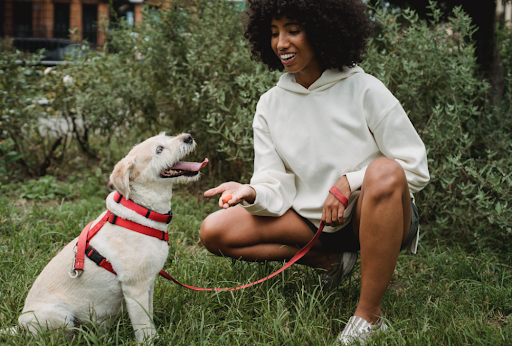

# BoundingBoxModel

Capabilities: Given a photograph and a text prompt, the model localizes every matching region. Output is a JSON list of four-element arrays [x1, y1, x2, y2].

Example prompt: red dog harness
[[70, 191, 324, 291], [70, 192, 172, 278]]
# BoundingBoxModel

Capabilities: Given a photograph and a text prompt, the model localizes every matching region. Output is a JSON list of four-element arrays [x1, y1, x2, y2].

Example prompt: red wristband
[[329, 186, 348, 207]]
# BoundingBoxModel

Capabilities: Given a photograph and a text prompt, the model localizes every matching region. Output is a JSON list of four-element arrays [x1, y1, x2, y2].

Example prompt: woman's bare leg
[[200, 207, 336, 271], [349, 158, 412, 324], [201, 157, 413, 326]]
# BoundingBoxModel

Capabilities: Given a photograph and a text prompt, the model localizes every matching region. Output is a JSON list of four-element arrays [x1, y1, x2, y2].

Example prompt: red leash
[[158, 222, 324, 291], [70, 193, 324, 291]]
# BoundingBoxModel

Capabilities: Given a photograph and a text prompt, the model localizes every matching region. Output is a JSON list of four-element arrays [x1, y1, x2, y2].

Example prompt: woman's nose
[[277, 33, 289, 50]]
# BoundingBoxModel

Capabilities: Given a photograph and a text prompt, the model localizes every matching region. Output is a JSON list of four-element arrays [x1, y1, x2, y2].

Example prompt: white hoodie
[[242, 67, 429, 249]]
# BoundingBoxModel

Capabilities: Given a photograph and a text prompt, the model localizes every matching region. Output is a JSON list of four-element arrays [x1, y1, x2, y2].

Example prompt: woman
[[200, 0, 429, 344]]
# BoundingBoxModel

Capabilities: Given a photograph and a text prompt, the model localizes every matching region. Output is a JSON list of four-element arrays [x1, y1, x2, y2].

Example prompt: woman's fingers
[[323, 195, 345, 226], [329, 205, 340, 225], [338, 203, 345, 222], [206, 183, 256, 209], [205, 181, 238, 197], [204, 184, 225, 197], [204, 182, 246, 208]]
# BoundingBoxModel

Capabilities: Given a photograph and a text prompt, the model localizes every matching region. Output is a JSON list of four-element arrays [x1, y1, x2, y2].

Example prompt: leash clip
[[69, 245, 83, 279]]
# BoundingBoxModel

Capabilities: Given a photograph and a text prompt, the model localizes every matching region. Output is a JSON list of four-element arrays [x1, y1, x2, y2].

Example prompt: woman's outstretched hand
[[204, 182, 257, 209], [322, 176, 352, 227]]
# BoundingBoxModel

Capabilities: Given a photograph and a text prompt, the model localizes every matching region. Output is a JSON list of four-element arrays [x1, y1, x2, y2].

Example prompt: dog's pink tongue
[[170, 158, 208, 171]]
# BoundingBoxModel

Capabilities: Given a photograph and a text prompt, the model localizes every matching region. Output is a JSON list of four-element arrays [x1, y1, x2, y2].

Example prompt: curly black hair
[[244, 0, 371, 71]]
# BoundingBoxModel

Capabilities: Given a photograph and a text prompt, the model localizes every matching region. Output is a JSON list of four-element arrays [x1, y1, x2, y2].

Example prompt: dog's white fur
[[17, 133, 201, 343]]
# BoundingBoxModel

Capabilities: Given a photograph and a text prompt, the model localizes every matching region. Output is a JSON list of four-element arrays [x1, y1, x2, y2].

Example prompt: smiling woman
[[243, 0, 371, 72], [270, 17, 321, 88], [200, 1, 430, 345]]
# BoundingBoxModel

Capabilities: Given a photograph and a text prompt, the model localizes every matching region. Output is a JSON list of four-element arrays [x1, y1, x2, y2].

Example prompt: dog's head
[[110, 133, 207, 199]]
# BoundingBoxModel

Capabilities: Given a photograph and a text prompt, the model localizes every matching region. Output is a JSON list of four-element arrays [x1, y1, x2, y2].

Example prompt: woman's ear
[[110, 155, 136, 199]]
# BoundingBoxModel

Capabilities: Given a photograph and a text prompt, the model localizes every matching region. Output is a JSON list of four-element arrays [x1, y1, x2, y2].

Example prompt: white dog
[[17, 133, 207, 343]]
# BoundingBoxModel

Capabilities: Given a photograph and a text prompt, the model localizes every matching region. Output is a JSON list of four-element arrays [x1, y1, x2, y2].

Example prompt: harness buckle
[[108, 213, 118, 224], [69, 245, 83, 279]]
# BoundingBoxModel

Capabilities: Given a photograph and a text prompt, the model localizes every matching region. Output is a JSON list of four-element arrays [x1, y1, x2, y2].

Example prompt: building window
[[111, 2, 135, 28], [13, 2, 32, 37], [83, 4, 98, 45], [54, 3, 70, 39]]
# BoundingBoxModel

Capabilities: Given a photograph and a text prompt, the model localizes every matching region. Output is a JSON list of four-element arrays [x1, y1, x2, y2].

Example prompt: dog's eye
[[156, 146, 164, 154]]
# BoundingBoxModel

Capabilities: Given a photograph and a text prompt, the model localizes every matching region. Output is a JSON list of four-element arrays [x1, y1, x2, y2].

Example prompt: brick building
[[1, 0, 147, 60], [1, 0, 245, 62]]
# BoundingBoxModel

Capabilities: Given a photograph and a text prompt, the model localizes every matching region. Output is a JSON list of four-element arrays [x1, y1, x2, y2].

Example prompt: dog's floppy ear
[[110, 155, 136, 199]]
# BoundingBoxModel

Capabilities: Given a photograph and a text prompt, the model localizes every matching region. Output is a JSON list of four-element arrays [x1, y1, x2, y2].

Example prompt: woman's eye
[[156, 146, 164, 154], [290, 30, 300, 35], [271, 32, 279, 37]]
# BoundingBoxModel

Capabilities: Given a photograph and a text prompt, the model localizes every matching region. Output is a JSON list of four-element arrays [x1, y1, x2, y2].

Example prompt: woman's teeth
[[281, 53, 296, 61]]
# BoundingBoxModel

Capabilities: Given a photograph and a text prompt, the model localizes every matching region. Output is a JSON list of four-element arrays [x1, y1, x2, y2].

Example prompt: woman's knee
[[200, 210, 227, 253], [200, 207, 246, 254], [363, 158, 407, 201]]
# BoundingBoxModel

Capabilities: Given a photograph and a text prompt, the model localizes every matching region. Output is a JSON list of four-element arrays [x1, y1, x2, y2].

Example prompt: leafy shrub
[[89, 0, 280, 177], [1, 1, 277, 178], [1, 1, 511, 249], [0, 48, 61, 177], [0, 139, 23, 176], [360, 3, 512, 248], [498, 22, 512, 79], [19, 175, 75, 200]]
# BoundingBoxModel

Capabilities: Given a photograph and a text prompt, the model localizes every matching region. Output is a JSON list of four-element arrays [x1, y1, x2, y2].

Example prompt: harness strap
[[73, 212, 110, 272], [107, 213, 169, 243], [86, 245, 117, 275], [114, 191, 173, 224], [72, 210, 168, 276]]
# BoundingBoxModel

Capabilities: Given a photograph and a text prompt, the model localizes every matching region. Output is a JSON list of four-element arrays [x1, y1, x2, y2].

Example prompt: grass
[[0, 176, 511, 345]]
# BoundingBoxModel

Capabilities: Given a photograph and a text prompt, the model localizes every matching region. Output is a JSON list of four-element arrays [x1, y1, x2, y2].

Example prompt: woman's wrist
[[334, 176, 352, 200], [244, 185, 257, 204]]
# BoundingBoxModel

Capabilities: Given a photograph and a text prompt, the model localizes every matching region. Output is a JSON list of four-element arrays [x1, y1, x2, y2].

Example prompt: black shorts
[[297, 200, 419, 253]]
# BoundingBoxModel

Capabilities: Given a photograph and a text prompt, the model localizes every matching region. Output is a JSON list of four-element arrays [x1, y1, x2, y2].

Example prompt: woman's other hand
[[204, 182, 257, 209], [322, 176, 352, 226]]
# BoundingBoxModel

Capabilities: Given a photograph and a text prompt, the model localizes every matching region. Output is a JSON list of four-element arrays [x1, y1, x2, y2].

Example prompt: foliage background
[[2, 0, 511, 249], [1, 0, 512, 344]]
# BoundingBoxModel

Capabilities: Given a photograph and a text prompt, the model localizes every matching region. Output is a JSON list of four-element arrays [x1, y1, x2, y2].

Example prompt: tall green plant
[[1, 1, 511, 248], [361, 2, 512, 248], [71, 0, 279, 177], [0, 47, 67, 176]]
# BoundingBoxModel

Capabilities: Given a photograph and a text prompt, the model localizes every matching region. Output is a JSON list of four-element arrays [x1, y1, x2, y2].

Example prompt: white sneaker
[[335, 315, 388, 345]]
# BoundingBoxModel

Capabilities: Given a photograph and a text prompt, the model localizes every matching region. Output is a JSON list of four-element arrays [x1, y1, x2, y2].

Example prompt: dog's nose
[[182, 134, 193, 144]]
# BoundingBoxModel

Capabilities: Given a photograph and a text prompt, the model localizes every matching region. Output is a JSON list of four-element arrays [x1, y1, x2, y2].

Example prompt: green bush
[[361, 3, 512, 248], [1, 1, 511, 249], [19, 175, 75, 200], [1, 1, 278, 178], [0, 139, 23, 176], [70, 0, 279, 178], [0, 48, 59, 177]]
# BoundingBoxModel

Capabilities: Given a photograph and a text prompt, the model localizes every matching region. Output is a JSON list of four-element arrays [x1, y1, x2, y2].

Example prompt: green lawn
[[0, 178, 511, 345]]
